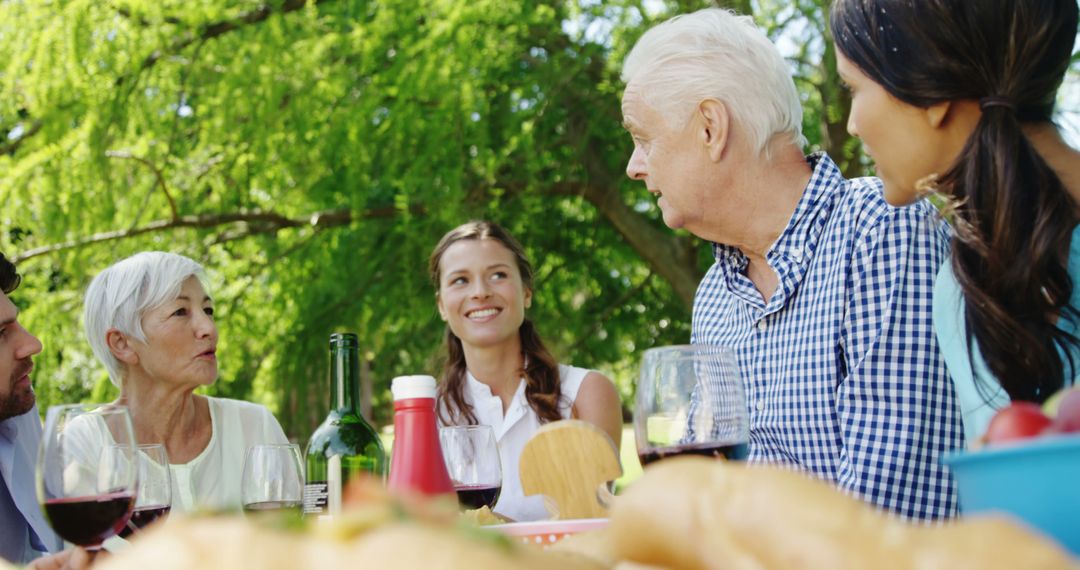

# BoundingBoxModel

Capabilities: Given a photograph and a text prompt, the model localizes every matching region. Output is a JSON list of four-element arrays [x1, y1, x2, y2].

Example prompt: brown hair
[[429, 221, 562, 425], [831, 0, 1079, 404], [0, 253, 21, 294]]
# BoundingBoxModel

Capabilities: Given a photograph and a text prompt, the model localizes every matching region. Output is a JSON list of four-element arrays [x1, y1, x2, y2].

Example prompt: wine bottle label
[[328, 454, 342, 516], [303, 482, 329, 515], [303, 455, 343, 517]]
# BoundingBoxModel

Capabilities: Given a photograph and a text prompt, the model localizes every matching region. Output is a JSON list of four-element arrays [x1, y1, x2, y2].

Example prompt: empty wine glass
[[119, 444, 172, 538], [36, 404, 137, 550], [241, 443, 304, 516], [634, 345, 749, 467], [439, 425, 501, 510]]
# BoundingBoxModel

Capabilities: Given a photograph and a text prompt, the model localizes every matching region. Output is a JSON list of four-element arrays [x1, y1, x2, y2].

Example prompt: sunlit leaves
[[1, 0, 871, 437]]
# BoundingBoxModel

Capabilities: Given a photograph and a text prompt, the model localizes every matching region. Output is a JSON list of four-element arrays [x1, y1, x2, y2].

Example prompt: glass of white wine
[[241, 443, 304, 516]]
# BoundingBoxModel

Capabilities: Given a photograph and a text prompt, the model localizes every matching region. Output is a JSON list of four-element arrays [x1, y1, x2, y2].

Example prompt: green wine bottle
[[303, 333, 386, 518]]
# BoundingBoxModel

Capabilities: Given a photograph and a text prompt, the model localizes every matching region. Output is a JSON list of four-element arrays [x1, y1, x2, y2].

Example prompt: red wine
[[455, 484, 501, 510], [43, 491, 135, 547], [638, 441, 749, 467], [243, 500, 302, 514], [118, 505, 171, 538]]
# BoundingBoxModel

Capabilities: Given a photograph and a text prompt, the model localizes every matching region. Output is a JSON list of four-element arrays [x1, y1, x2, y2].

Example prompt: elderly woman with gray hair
[[82, 251, 287, 513]]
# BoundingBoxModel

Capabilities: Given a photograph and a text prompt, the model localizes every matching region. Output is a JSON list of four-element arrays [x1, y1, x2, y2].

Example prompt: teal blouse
[[934, 226, 1080, 445]]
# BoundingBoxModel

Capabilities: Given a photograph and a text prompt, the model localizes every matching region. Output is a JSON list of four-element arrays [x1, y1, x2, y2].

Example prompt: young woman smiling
[[429, 221, 622, 522]]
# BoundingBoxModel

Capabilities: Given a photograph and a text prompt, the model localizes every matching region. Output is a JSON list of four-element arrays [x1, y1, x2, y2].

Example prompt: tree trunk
[[582, 183, 703, 308]]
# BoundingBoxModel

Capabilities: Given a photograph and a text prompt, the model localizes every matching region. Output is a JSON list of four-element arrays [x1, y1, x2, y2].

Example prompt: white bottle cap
[[391, 375, 437, 400]]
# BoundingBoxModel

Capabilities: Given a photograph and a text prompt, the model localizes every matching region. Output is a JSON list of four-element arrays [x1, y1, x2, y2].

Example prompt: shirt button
[[755, 400, 765, 411], [756, 320, 767, 332]]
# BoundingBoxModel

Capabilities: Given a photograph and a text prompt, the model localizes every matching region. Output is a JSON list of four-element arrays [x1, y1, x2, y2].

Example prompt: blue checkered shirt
[[691, 153, 964, 521]]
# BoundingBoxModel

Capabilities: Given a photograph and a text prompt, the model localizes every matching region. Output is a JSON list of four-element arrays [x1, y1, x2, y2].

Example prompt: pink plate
[[490, 518, 609, 547]]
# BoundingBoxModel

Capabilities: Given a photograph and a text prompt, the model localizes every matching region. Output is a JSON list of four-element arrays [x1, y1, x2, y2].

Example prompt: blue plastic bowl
[[943, 433, 1080, 555]]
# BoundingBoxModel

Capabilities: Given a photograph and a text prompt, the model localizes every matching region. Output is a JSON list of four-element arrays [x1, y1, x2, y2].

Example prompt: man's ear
[[925, 100, 952, 129], [106, 329, 138, 365], [698, 98, 729, 162]]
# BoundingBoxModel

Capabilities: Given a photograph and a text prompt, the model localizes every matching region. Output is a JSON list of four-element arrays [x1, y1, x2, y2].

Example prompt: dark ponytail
[[945, 101, 1077, 402], [831, 0, 1079, 402], [430, 221, 563, 425]]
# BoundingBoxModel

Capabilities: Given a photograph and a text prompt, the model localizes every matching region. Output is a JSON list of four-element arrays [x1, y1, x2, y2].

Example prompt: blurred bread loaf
[[609, 457, 1077, 570], [94, 515, 605, 570], [552, 527, 618, 568]]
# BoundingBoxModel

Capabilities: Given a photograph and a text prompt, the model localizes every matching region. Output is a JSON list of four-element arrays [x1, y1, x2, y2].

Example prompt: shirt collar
[[0, 408, 34, 483], [464, 370, 529, 440], [0, 416, 16, 442], [767, 153, 842, 262], [712, 153, 842, 261], [711, 153, 845, 304], [0, 418, 16, 486]]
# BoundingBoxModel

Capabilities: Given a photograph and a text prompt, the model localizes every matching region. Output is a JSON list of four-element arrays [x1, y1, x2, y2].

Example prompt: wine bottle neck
[[329, 344, 360, 414]]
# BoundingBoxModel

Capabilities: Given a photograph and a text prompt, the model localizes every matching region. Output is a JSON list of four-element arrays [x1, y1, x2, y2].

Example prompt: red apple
[[983, 402, 1053, 444]]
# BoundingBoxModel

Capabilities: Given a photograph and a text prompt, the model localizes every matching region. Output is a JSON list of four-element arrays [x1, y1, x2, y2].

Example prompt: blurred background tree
[[2, 0, 1077, 438]]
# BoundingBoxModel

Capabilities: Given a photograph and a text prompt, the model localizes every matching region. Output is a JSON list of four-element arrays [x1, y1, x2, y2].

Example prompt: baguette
[[610, 457, 1077, 570]]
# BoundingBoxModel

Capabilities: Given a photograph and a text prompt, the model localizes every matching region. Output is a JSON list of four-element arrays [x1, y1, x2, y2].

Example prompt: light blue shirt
[[0, 405, 62, 565], [934, 226, 1080, 445]]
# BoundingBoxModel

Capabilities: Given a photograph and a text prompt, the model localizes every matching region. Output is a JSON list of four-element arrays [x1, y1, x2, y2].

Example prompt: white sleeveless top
[[168, 397, 289, 513], [450, 364, 589, 522], [64, 397, 288, 514]]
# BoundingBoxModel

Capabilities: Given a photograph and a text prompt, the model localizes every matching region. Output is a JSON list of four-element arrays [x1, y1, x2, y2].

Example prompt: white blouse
[[64, 397, 288, 514], [168, 397, 289, 513], [451, 364, 589, 522]]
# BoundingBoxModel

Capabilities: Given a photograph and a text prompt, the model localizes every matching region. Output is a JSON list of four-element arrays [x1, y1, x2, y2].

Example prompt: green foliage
[[1, 0, 698, 438], [20, 0, 1068, 440]]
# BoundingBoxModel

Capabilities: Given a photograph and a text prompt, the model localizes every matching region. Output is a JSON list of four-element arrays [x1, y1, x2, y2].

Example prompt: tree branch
[[11, 204, 424, 263], [112, 3, 185, 27], [5, 0, 333, 156], [125, 0, 334, 86], [105, 150, 179, 221], [0, 120, 43, 156]]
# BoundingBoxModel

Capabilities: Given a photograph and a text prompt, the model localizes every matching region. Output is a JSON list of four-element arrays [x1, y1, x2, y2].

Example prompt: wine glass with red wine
[[241, 443, 304, 516], [635, 345, 749, 467], [439, 425, 502, 510], [119, 444, 172, 538], [36, 404, 138, 550]]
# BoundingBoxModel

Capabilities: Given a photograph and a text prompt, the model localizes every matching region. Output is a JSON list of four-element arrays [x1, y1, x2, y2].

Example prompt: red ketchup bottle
[[387, 375, 455, 496]]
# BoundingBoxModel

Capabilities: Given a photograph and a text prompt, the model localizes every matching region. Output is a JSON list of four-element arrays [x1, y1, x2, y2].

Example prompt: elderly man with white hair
[[621, 9, 963, 521], [83, 251, 288, 513]]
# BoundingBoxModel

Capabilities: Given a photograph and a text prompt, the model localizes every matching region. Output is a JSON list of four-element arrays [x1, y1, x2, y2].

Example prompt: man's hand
[[27, 548, 98, 570]]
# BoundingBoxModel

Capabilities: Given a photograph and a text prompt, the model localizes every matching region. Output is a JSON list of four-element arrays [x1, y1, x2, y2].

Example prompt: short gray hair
[[83, 251, 208, 386], [621, 8, 805, 156]]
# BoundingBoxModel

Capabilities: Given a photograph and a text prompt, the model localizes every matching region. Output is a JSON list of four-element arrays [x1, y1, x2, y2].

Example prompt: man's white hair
[[621, 8, 806, 156], [83, 251, 208, 387]]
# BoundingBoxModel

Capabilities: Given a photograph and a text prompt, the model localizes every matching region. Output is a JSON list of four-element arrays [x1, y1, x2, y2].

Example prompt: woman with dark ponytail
[[830, 0, 1080, 443], [428, 220, 622, 521]]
